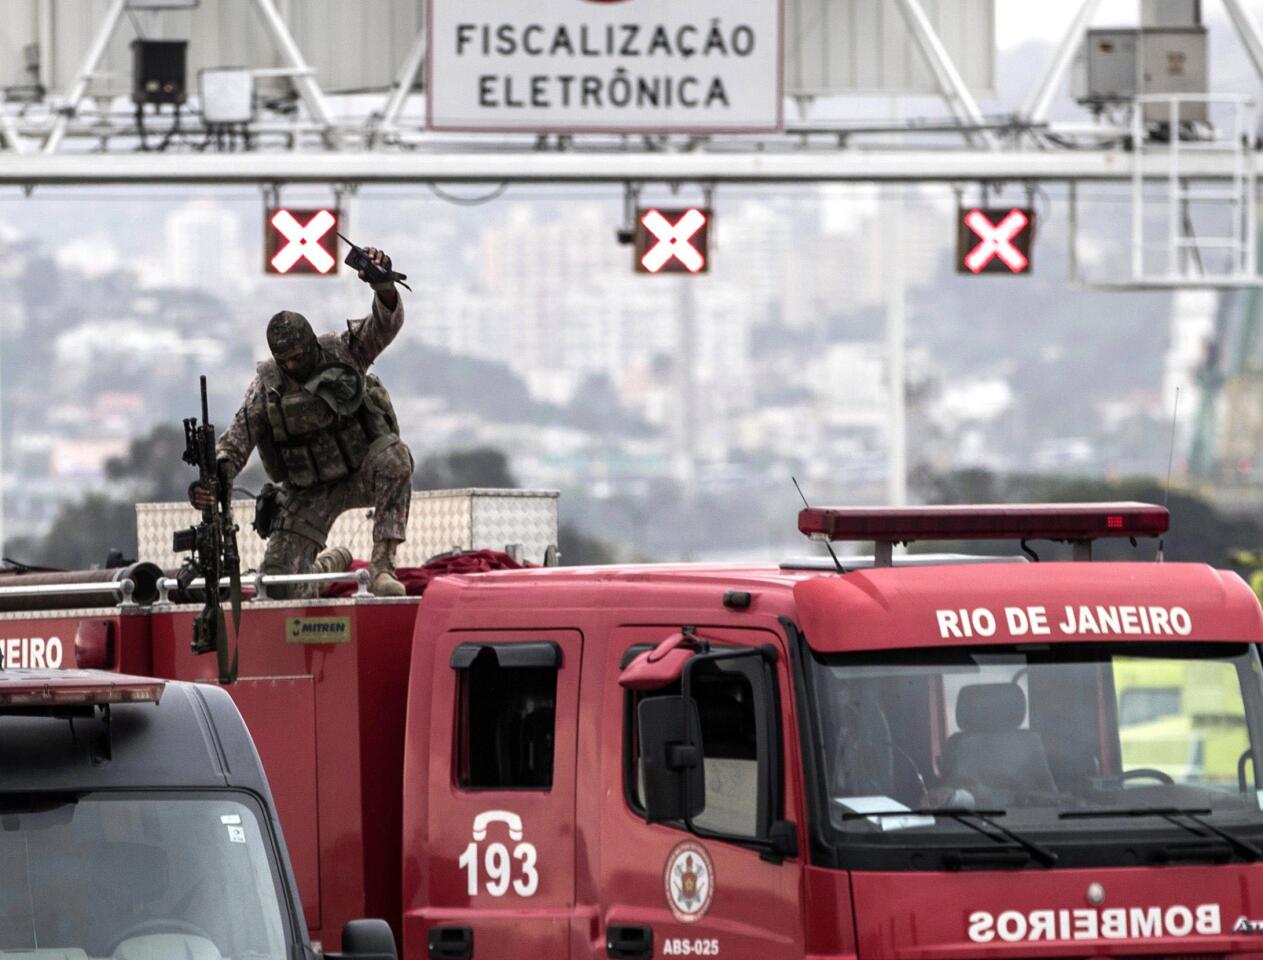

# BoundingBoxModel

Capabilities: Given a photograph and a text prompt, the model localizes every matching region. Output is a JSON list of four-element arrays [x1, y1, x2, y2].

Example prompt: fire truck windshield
[[0, 792, 291, 957], [811, 642, 1263, 870]]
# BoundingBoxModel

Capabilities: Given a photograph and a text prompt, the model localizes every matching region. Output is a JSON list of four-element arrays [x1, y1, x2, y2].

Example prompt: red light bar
[[798, 502, 1170, 544], [0, 670, 165, 708]]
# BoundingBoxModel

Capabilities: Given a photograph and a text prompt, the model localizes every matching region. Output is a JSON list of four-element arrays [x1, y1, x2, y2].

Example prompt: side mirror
[[325, 918, 397, 959], [638, 695, 705, 823]]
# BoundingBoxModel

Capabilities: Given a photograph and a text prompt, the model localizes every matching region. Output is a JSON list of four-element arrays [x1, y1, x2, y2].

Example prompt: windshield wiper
[[840, 807, 1058, 867], [1059, 806, 1262, 862]]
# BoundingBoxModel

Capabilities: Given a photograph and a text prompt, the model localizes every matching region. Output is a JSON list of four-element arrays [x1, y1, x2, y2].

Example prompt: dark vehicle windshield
[[811, 642, 1263, 869], [0, 792, 291, 958]]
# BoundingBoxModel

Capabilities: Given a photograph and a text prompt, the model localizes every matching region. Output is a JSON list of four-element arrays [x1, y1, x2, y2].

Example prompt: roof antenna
[[792, 476, 845, 575], [1158, 387, 1180, 563]]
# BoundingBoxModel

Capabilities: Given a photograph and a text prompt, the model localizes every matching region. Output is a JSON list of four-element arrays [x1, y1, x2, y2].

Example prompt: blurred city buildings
[[0, 183, 1189, 559]]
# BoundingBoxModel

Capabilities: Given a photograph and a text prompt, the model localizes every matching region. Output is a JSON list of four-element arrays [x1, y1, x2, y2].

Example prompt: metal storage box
[[1140, 27, 1208, 122], [1073, 29, 1138, 106], [199, 67, 254, 124], [1073, 26, 1207, 122], [137, 488, 560, 571]]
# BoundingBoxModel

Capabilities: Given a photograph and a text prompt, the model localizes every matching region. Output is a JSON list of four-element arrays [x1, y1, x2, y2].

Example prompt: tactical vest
[[256, 360, 400, 488]]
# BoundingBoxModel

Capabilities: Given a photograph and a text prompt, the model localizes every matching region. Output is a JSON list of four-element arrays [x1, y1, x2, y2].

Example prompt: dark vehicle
[[0, 669, 394, 960]]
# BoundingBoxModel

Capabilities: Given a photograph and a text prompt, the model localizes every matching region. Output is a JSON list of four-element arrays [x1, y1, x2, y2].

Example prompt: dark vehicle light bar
[[798, 502, 1170, 544], [0, 670, 165, 707]]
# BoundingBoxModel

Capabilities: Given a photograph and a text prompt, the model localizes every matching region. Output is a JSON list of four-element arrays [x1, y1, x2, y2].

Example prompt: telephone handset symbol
[[472, 810, 523, 842]]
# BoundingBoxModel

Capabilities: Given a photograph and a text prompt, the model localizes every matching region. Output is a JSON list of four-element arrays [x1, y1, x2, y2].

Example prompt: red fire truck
[[4, 500, 1263, 960]]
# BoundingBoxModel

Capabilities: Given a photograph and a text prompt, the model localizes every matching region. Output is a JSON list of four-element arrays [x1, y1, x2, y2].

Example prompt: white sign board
[[427, 0, 783, 133]]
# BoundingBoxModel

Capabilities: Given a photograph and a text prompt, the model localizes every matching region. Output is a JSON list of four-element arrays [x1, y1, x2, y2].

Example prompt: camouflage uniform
[[216, 293, 412, 594]]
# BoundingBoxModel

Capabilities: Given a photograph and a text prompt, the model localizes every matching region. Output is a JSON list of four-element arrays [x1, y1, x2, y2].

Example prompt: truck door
[[598, 626, 805, 960], [425, 629, 581, 960]]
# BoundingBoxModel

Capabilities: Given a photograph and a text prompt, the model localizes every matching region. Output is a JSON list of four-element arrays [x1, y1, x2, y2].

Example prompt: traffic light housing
[[634, 207, 711, 274], [264, 208, 340, 276], [956, 207, 1036, 275], [131, 40, 188, 106]]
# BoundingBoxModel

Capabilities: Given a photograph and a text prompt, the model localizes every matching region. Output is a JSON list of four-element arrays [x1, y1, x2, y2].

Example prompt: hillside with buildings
[[0, 181, 1194, 563]]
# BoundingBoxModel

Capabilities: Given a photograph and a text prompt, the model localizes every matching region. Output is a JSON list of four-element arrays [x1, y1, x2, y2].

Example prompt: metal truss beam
[[0, 115, 27, 155], [895, 0, 997, 150], [43, 0, 126, 154], [42, 0, 337, 153], [0, 149, 1256, 186], [1020, 0, 1102, 127], [248, 0, 336, 142], [1222, 0, 1263, 86], [379, 26, 427, 130]]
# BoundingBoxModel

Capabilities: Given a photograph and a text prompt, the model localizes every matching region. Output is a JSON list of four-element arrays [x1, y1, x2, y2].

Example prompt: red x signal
[[265, 207, 339, 276], [635, 207, 710, 274], [956, 207, 1036, 275]]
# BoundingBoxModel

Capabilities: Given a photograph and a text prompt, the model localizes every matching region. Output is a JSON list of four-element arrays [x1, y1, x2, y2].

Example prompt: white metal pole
[[1222, 0, 1263, 87], [1169, 98, 1180, 279], [43, 0, 126, 154], [249, 0, 337, 142], [1069, 180, 1081, 283], [1233, 98, 1246, 276], [895, 0, 998, 149], [884, 181, 907, 507], [381, 27, 427, 129], [676, 277, 698, 493], [1132, 106, 1145, 280], [1244, 99, 1258, 277], [1020, 0, 1103, 126], [37, 0, 54, 92], [338, 184, 362, 315]]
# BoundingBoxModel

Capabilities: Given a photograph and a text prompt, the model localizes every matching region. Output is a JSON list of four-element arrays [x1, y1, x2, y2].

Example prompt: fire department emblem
[[664, 841, 714, 923]]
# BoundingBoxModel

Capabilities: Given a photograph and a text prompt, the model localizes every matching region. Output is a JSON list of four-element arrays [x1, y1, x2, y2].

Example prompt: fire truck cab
[[403, 502, 1263, 959], [6, 499, 1263, 960]]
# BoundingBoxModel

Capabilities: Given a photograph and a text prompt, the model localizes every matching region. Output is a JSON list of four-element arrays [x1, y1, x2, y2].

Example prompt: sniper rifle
[[174, 375, 242, 683]]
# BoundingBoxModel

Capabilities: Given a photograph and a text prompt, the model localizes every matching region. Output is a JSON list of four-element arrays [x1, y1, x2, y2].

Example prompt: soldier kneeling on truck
[[190, 246, 413, 598]]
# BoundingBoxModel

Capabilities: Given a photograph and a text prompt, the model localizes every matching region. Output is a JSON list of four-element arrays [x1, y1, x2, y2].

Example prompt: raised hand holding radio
[[338, 233, 412, 292]]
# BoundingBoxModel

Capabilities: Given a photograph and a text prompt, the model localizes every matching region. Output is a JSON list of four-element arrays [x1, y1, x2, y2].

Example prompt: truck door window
[[691, 664, 762, 837], [625, 651, 768, 841], [454, 644, 559, 790]]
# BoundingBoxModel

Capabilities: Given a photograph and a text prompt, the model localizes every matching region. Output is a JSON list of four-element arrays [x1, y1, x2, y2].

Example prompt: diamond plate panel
[[136, 489, 560, 570], [471, 492, 560, 563]]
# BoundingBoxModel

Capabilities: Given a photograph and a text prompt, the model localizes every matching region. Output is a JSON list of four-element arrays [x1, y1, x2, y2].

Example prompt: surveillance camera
[[615, 226, 635, 245]]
